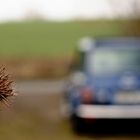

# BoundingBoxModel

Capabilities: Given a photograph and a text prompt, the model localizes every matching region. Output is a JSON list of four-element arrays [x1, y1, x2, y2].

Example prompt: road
[[16, 80, 66, 94]]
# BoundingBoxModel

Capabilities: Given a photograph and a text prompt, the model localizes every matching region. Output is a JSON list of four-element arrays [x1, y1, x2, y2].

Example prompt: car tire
[[71, 114, 85, 134]]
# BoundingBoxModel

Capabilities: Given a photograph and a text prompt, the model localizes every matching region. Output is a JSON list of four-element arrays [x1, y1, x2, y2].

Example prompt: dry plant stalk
[[0, 67, 15, 106]]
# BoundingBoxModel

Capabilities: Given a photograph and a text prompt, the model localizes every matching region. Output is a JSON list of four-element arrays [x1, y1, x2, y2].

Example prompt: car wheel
[[71, 114, 85, 134]]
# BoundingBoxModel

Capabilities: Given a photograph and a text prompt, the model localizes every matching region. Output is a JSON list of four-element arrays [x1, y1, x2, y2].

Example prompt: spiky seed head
[[0, 67, 15, 105]]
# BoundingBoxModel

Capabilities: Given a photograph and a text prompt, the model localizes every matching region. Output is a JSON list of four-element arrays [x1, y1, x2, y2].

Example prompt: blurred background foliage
[[0, 20, 139, 79]]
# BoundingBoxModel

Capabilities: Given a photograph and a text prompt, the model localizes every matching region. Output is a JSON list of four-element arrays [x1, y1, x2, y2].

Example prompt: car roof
[[95, 37, 140, 48]]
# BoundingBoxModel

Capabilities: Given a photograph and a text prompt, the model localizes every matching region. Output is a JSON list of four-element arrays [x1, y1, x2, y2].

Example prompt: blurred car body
[[63, 37, 140, 132]]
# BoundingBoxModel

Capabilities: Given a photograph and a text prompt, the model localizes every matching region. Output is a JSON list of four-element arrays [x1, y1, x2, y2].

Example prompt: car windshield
[[87, 47, 140, 75]]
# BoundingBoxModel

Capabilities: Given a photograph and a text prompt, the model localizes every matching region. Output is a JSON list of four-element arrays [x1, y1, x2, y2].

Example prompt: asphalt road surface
[[16, 80, 66, 94]]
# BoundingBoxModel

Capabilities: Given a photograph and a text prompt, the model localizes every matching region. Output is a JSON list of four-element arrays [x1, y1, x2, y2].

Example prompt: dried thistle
[[0, 67, 15, 106]]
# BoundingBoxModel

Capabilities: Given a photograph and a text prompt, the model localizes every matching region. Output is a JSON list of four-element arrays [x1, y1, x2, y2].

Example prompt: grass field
[[0, 20, 123, 58], [0, 20, 134, 79]]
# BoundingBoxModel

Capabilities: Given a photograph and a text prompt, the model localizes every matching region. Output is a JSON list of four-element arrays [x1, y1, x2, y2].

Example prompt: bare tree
[[128, 0, 140, 18], [108, 0, 140, 19], [108, 0, 140, 36]]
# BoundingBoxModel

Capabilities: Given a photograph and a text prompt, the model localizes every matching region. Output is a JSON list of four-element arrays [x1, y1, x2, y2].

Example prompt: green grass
[[0, 20, 122, 58]]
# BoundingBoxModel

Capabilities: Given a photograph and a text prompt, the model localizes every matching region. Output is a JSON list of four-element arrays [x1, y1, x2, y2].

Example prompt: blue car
[[63, 37, 140, 132]]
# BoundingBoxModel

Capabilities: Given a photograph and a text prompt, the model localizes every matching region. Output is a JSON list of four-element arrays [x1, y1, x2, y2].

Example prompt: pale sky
[[0, 0, 137, 22]]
